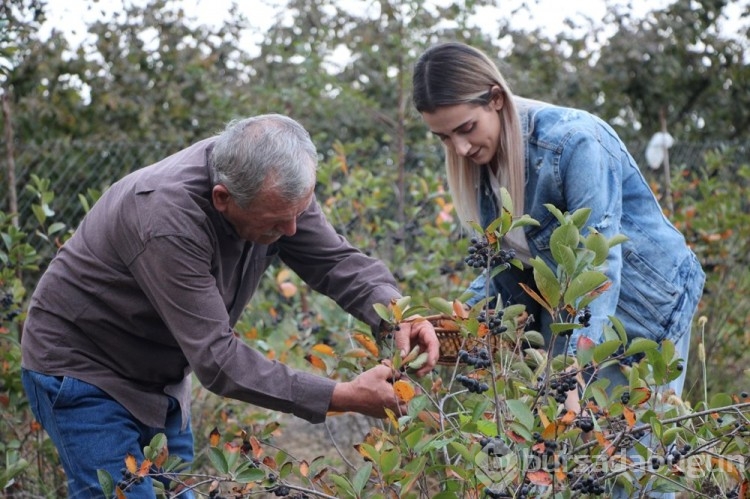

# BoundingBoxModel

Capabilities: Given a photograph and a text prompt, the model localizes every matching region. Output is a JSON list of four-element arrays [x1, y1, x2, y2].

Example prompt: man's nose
[[278, 218, 297, 237]]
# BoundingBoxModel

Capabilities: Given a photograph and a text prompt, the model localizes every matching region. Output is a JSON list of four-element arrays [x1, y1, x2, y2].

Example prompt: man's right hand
[[328, 363, 408, 418]]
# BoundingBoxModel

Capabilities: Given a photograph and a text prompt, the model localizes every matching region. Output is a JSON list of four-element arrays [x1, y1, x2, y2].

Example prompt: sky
[[43, 0, 690, 50]]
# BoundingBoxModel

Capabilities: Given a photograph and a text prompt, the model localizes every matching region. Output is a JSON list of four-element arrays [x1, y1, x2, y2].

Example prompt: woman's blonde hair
[[412, 42, 525, 229]]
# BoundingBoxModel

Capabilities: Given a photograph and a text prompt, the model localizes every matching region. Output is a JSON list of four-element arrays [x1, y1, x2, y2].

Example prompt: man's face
[[214, 185, 314, 244]]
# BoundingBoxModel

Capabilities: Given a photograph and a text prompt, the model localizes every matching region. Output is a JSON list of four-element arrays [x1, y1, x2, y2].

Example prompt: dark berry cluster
[[477, 309, 507, 336], [651, 444, 691, 469], [576, 307, 591, 328], [273, 485, 291, 497], [465, 237, 516, 270], [456, 374, 490, 394], [549, 373, 577, 404], [116, 468, 143, 492], [576, 417, 594, 433], [569, 473, 606, 495], [1, 291, 20, 322], [484, 488, 512, 498], [479, 437, 510, 457], [458, 348, 492, 369]]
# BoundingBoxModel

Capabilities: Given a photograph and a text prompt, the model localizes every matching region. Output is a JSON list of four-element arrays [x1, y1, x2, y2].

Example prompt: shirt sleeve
[[558, 128, 624, 353], [128, 234, 336, 423], [277, 199, 403, 329]]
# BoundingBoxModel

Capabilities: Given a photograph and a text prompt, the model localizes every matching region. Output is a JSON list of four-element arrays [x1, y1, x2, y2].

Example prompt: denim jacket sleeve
[[553, 125, 624, 352]]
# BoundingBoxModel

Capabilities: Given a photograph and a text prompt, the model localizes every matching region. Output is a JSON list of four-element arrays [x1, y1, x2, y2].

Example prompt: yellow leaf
[[393, 380, 415, 403], [209, 428, 221, 447], [710, 456, 741, 481], [560, 410, 577, 426], [623, 407, 636, 428], [353, 333, 379, 357], [343, 348, 371, 358], [312, 343, 336, 356], [305, 354, 327, 371], [384, 407, 400, 429], [124, 453, 138, 475]]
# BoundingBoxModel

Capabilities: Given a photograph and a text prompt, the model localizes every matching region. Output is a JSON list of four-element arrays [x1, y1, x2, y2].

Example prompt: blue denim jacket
[[467, 99, 705, 351]]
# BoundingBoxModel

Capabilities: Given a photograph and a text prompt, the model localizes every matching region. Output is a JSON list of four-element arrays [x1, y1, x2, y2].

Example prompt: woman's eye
[[459, 124, 475, 134]]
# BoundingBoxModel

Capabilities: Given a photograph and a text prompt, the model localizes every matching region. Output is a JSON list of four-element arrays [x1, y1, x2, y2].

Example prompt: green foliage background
[[1, 0, 749, 496]]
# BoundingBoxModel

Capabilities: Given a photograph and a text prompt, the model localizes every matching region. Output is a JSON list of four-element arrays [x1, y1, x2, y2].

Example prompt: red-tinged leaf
[[137, 458, 151, 477], [0, 394, 9, 406], [353, 333, 379, 356], [209, 427, 221, 447], [555, 467, 567, 482], [393, 380, 415, 402], [532, 442, 546, 454], [519, 282, 555, 316], [452, 299, 468, 319], [623, 407, 636, 428], [115, 486, 127, 499], [125, 453, 138, 475], [431, 377, 443, 394], [505, 429, 526, 444], [30, 420, 42, 432], [224, 441, 240, 453], [542, 422, 562, 441], [262, 455, 277, 470], [418, 410, 441, 430], [631, 387, 652, 406], [249, 436, 263, 460], [305, 354, 327, 371], [595, 432, 615, 457], [739, 480, 748, 499], [153, 445, 169, 468], [312, 343, 336, 356], [527, 470, 553, 486], [577, 335, 596, 351], [670, 464, 685, 476]]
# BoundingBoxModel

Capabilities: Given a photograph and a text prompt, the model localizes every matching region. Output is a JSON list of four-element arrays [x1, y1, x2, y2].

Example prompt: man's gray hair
[[210, 114, 318, 208]]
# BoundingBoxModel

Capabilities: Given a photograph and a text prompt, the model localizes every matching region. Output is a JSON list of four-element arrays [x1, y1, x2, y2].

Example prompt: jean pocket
[[23, 369, 65, 408]]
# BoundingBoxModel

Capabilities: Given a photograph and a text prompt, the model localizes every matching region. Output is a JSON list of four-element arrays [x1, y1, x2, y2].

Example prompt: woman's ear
[[490, 85, 504, 111]]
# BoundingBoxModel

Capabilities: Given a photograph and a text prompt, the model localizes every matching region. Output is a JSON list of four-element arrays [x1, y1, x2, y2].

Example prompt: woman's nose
[[452, 137, 472, 156]]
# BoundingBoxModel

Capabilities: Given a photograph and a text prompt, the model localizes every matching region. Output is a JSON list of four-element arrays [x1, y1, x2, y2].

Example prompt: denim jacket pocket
[[617, 249, 681, 341]]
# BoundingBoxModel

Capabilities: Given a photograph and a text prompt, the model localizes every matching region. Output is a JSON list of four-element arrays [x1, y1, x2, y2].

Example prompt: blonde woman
[[412, 42, 704, 498]]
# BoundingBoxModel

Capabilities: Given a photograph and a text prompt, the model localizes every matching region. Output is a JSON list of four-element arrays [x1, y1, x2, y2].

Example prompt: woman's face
[[420, 91, 504, 166]]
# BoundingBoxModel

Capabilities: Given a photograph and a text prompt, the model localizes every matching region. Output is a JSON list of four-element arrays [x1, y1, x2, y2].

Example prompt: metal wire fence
[[1, 138, 747, 236]]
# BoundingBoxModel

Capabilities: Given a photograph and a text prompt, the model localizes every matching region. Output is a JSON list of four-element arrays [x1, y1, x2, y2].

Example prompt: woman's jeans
[[22, 369, 195, 498]]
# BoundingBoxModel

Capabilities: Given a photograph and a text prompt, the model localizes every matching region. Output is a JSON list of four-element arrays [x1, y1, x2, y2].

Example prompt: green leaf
[[570, 208, 592, 229], [610, 315, 628, 346], [330, 474, 356, 498], [550, 323, 581, 336], [563, 271, 608, 307], [506, 399, 535, 431], [624, 338, 659, 357], [208, 446, 228, 474], [544, 203, 565, 223], [97, 469, 114, 497], [428, 297, 455, 316], [510, 214, 540, 229], [593, 339, 623, 364], [352, 461, 373, 495], [608, 234, 629, 248], [379, 448, 399, 474], [234, 466, 265, 483], [47, 222, 67, 236], [448, 441, 473, 462], [709, 393, 733, 409], [373, 302, 390, 322], [529, 257, 561, 308], [522, 330, 545, 348], [584, 231, 609, 266]]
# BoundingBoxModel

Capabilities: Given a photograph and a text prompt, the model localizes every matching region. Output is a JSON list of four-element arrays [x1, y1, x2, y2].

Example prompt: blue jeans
[[22, 369, 195, 498]]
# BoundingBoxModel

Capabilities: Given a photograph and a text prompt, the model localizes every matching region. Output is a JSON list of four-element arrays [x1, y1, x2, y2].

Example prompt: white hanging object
[[645, 131, 675, 170]]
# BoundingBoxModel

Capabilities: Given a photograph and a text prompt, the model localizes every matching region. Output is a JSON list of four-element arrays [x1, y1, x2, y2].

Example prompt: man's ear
[[212, 185, 232, 213]]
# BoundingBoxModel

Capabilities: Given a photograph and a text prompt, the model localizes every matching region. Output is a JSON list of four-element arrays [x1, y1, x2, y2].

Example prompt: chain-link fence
[[1, 138, 747, 235]]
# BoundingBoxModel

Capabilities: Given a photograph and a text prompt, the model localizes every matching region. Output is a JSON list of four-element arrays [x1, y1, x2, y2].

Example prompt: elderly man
[[21, 114, 439, 497]]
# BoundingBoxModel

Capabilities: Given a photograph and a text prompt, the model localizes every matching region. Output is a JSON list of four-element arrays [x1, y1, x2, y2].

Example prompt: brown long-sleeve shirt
[[21, 138, 401, 428]]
